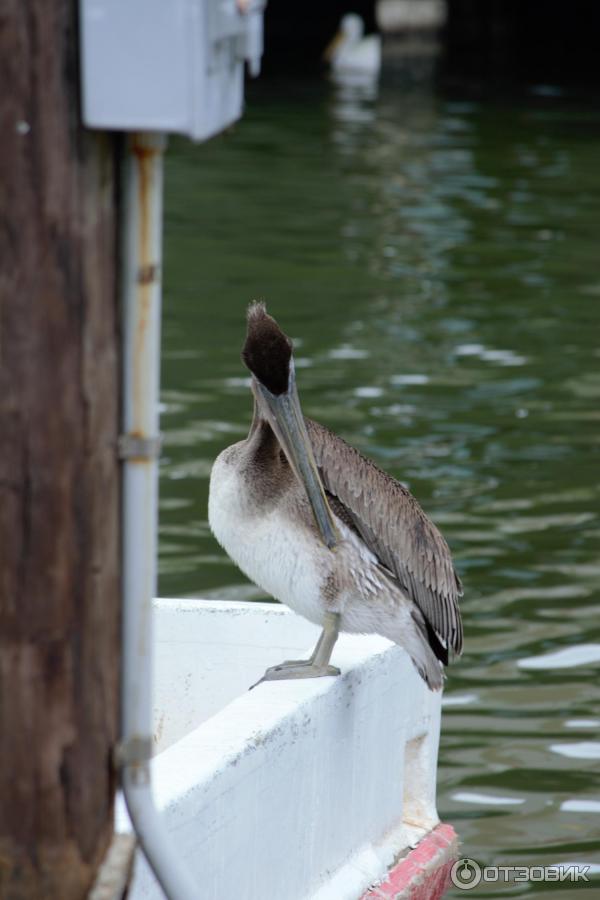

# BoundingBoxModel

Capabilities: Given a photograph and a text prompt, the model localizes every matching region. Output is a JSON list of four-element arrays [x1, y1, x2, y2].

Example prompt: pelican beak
[[323, 30, 343, 62], [254, 371, 339, 550]]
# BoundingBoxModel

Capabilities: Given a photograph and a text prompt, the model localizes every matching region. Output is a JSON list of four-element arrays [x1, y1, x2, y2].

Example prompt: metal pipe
[[119, 132, 197, 900]]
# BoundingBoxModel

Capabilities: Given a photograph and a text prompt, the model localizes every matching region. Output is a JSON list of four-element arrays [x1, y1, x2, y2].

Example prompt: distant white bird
[[324, 14, 382, 79]]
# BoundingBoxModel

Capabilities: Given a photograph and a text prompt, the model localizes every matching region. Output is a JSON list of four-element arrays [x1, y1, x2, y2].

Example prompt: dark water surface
[[159, 77, 600, 895]]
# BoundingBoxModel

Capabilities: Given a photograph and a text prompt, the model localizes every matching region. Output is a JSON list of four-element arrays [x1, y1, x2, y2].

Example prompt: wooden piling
[[0, 2, 121, 897]]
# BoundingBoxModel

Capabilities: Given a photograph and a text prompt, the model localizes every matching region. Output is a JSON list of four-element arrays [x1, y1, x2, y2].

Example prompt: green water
[[159, 77, 600, 895]]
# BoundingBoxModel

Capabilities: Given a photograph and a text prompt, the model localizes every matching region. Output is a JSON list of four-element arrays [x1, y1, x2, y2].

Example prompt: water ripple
[[160, 81, 600, 881]]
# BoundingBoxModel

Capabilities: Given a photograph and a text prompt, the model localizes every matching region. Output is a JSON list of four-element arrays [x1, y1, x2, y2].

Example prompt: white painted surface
[[153, 599, 322, 752], [121, 599, 443, 899]]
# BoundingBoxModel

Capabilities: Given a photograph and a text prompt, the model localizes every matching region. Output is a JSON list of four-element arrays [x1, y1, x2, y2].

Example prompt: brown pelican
[[208, 304, 463, 690]]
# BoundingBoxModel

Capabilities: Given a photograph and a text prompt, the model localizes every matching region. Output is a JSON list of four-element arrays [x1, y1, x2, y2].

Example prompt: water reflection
[[452, 791, 526, 807], [160, 77, 600, 888], [520, 644, 600, 670], [561, 800, 600, 813]]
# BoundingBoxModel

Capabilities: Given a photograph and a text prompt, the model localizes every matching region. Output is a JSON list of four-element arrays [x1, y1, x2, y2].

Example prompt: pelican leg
[[256, 628, 328, 670], [249, 612, 341, 689]]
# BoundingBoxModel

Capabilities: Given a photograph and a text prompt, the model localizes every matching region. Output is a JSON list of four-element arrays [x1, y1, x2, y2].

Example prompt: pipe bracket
[[118, 434, 162, 460], [114, 735, 154, 769]]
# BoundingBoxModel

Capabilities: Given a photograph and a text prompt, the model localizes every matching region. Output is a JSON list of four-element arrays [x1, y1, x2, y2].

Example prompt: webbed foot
[[249, 612, 342, 690], [249, 661, 341, 689]]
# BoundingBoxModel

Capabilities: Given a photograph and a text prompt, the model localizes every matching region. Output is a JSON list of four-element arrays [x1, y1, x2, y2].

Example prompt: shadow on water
[[160, 73, 600, 894]]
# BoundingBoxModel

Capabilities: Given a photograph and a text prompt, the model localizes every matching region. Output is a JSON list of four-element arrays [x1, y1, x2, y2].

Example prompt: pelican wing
[[307, 419, 463, 654]]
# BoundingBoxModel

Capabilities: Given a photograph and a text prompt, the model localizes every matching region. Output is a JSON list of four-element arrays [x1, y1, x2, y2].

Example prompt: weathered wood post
[[0, 2, 121, 897]]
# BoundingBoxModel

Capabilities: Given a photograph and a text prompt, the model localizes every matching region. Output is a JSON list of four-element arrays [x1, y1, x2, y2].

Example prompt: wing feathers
[[307, 418, 463, 655]]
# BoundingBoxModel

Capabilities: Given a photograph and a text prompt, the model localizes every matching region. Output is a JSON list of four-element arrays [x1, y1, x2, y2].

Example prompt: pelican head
[[340, 13, 364, 42], [324, 13, 365, 61], [242, 303, 338, 549]]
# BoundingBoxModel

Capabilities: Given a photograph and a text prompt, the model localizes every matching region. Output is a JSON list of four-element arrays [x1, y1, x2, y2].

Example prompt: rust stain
[[131, 136, 162, 434], [137, 263, 159, 285], [131, 143, 159, 163], [123, 429, 153, 464]]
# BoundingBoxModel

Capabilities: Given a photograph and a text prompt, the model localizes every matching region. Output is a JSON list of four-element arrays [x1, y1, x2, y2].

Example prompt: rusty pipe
[[119, 132, 197, 900]]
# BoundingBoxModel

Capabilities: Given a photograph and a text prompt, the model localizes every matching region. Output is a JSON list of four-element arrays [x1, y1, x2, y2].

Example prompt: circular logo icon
[[451, 858, 482, 890]]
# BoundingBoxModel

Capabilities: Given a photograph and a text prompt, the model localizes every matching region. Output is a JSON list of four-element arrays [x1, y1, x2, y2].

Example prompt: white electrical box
[[79, 0, 265, 141]]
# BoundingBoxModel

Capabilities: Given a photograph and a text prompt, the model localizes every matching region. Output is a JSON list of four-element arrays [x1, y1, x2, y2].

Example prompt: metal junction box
[[79, 0, 265, 141]]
